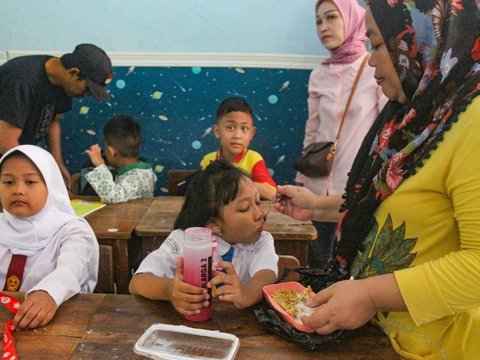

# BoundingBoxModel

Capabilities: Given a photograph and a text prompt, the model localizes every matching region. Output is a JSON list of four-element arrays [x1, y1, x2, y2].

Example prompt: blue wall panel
[[61, 66, 310, 194]]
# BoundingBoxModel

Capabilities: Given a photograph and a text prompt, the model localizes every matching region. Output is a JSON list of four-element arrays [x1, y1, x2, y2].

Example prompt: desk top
[[84, 197, 153, 239], [0, 292, 397, 359], [135, 196, 317, 241]]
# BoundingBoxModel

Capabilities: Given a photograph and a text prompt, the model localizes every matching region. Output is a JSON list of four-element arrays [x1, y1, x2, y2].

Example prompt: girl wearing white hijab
[[0, 145, 99, 330]]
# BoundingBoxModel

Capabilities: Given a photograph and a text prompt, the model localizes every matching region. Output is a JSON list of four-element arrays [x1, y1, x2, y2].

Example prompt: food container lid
[[134, 323, 240, 360]]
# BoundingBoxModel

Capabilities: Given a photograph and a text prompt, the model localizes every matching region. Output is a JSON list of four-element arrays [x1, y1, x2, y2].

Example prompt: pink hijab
[[316, 0, 367, 65]]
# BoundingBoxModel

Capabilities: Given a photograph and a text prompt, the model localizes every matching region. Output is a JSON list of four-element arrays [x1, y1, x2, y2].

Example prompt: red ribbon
[[0, 292, 21, 360]]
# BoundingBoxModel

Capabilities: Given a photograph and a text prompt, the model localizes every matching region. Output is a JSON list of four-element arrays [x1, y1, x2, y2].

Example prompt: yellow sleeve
[[200, 152, 216, 169], [395, 98, 480, 325]]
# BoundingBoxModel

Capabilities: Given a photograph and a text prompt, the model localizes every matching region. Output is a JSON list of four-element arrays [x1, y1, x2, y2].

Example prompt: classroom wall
[[0, 0, 324, 56], [61, 65, 311, 194], [0, 1, 329, 194]]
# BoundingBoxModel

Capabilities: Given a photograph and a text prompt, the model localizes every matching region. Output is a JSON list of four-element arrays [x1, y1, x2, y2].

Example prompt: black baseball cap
[[71, 44, 113, 101]]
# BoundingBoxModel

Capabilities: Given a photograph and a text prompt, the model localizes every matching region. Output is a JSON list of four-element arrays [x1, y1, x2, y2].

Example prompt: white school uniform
[[136, 229, 279, 282], [0, 145, 99, 306]]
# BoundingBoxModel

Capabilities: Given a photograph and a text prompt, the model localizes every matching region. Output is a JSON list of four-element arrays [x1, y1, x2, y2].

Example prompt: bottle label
[[183, 227, 214, 322], [184, 255, 213, 322], [200, 256, 212, 294], [183, 254, 213, 297]]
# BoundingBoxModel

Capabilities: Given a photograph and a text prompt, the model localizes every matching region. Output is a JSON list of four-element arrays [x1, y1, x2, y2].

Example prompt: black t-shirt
[[0, 55, 72, 144]]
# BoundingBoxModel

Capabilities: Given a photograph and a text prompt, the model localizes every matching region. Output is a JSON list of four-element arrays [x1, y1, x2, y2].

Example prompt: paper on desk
[[70, 199, 106, 217]]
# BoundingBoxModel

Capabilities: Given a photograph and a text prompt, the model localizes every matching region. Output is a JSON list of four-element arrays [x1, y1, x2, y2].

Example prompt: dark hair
[[103, 114, 141, 157], [173, 160, 250, 229], [59, 53, 87, 80], [216, 96, 253, 123]]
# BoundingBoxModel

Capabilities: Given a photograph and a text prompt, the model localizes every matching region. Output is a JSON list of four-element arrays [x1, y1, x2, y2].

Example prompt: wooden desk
[[83, 197, 153, 294], [135, 196, 317, 265], [0, 292, 397, 359]]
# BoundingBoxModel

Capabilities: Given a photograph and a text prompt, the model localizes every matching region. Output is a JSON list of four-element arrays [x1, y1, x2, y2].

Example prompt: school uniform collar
[[117, 161, 152, 176], [216, 148, 247, 164], [215, 235, 257, 256]]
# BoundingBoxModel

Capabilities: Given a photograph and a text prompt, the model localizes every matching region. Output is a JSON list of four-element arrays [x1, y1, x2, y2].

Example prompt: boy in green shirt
[[84, 114, 156, 204]]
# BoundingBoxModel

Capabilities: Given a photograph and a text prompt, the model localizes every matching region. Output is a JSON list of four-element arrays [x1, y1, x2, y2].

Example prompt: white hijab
[[0, 145, 77, 255]]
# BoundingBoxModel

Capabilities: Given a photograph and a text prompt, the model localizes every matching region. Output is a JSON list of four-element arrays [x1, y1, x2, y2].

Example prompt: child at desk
[[200, 96, 277, 201], [0, 145, 99, 330], [129, 160, 278, 316], [84, 114, 157, 204]]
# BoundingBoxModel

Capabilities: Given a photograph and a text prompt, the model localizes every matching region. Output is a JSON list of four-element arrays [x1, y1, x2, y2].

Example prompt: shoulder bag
[[294, 55, 369, 178]]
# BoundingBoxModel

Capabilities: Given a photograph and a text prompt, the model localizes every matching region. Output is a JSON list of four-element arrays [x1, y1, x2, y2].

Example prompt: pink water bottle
[[183, 227, 213, 322]]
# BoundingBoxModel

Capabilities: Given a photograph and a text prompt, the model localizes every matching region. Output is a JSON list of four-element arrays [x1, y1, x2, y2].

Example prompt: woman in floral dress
[[276, 0, 480, 357]]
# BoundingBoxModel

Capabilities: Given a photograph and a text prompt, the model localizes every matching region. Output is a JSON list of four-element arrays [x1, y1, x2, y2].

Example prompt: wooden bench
[[167, 169, 197, 195], [71, 172, 81, 195], [277, 254, 300, 282], [84, 198, 154, 294], [94, 245, 115, 293]]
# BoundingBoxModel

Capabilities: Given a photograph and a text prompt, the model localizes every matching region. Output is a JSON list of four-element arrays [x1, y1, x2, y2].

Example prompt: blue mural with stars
[[60, 66, 310, 195]]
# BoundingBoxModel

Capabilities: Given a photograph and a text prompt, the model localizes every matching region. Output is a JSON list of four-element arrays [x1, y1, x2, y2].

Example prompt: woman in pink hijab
[[296, 0, 387, 270]]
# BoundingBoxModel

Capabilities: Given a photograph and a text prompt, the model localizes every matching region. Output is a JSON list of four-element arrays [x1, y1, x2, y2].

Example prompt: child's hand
[[208, 262, 248, 309], [169, 257, 210, 316], [85, 144, 105, 167], [13, 290, 57, 330]]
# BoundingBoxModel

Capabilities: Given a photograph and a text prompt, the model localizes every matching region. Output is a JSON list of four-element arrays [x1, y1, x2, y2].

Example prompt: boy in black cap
[[0, 43, 113, 189]]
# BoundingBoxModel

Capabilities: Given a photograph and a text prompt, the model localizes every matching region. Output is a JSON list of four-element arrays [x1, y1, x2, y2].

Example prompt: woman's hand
[[276, 184, 343, 223], [301, 279, 377, 334], [275, 185, 315, 221], [170, 257, 210, 316]]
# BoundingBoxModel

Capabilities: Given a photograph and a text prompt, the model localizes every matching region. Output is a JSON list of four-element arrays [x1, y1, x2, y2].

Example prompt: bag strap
[[334, 54, 370, 143]]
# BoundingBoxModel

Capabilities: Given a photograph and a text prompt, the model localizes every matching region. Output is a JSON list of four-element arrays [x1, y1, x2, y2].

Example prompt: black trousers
[[307, 221, 337, 269]]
